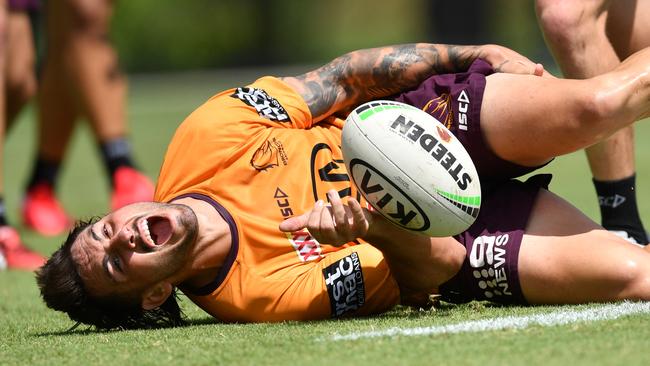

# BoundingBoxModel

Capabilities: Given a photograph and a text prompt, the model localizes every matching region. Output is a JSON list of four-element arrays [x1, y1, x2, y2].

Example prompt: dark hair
[[36, 218, 186, 330]]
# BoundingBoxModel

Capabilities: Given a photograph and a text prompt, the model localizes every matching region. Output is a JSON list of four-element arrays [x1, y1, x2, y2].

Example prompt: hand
[[480, 44, 553, 78], [279, 190, 370, 246]]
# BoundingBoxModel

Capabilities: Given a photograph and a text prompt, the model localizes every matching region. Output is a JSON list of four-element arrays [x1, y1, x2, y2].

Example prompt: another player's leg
[[58, 0, 153, 210], [1, 5, 45, 269], [23, 0, 75, 236], [519, 189, 650, 304], [536, 0, 647, 244], [600, 0, 650, 245]]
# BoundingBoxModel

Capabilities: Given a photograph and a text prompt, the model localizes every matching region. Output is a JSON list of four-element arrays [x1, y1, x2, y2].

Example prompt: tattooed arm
[[281, 43, 545, 122]]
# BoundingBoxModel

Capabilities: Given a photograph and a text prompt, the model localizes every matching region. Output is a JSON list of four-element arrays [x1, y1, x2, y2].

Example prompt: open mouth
[[139, 216, 173, 248]]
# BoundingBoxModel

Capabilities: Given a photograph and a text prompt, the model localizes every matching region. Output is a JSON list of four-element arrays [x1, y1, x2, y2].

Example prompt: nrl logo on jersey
[[231, 87, 291, 122]]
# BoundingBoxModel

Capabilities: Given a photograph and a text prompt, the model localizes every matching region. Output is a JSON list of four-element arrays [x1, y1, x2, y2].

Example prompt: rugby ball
[[342, 100, 481, 237]]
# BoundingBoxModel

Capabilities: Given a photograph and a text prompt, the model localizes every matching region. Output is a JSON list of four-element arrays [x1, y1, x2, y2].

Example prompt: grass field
[[2, 68, 650, 366]]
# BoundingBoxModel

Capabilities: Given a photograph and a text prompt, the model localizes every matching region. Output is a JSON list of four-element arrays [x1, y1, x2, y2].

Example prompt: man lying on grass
[[38, 43, 650, 329]]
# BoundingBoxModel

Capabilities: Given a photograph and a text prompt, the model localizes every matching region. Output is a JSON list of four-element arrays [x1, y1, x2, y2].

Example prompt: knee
[[570, 79, 626, 136], [0, 14, 7, 52], [64, 0, 112, 35], [536, 0, 599, 49], [434, 241, 466, 284], [620, 261, 650, 301]]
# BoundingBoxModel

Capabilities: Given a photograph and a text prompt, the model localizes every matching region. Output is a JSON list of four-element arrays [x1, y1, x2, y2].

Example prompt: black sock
[[27, 157, 61, 190], [0, 197, 8, 226], [99, 138, 135, 180], [594, 174, 648, 244]]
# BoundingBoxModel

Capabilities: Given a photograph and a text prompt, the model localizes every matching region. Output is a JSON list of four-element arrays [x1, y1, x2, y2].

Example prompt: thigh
[[6, 11, 35, 89], [481, 73, 597, 167], [607, 0, 650, 57], [519, 189, 650, 304]]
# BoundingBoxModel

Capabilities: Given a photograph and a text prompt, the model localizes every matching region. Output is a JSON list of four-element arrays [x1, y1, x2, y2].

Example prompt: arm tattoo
[[282, 43, 484, 121]]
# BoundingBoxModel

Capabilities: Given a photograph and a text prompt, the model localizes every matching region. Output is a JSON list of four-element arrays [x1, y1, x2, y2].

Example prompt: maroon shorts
[[9, 0, 40, 11], [394, 59, 549, 185], [439, 174, 552, 305]]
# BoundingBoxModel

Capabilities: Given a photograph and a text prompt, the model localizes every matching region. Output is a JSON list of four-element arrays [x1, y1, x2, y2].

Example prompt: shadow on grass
[[32, 316, 227, 337], [33, 301, 513, 337]]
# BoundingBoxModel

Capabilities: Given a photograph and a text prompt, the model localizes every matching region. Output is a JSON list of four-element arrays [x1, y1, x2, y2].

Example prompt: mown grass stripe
[[327, 302, 650, 341]]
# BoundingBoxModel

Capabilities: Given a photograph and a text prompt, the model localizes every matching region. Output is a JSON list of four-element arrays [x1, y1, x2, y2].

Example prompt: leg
[[536, 0, 649, 244], [47, 0, 153, 210], [55, 0, 126, 141], [23, 0, 77, 236], [519, 189, 650, 303], [536, 0, 633, 180], [0, 0, 7, 221], [4, 9, 36, 128], [0, 4, 45, 270], [480, 47, 650, 168]]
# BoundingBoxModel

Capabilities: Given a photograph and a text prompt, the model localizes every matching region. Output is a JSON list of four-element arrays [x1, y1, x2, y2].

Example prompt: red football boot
[[111, 167, 155, 210], [0, 226, 46, 271], [22, 183, 72, 236]]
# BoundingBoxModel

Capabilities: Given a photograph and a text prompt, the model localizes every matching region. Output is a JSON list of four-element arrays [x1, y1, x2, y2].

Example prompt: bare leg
[[519, 189, 650, 303], [37, 0, 123, 162], [480, 46, 650, 168], [4, 6, 38, 197], [536, 0, 649, 244], [536, 0, 635, 179], [4, 10, 36, 129], [5, 9, 37, 186], [0, 4, 46, 270], [0, 1, 6, 199], [55, 0, 127, 142]]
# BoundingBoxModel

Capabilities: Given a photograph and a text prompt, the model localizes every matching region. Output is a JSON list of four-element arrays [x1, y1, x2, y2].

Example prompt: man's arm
[[281, 43, 545, 122]]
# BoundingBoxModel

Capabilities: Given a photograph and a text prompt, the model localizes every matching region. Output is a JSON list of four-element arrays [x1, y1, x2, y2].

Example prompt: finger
[[319, 202, 338, 243], [279, 213, 309, 232], [308, 200, 326, 238], [348, 198, 368, 236], [328, 190, 350, 233]]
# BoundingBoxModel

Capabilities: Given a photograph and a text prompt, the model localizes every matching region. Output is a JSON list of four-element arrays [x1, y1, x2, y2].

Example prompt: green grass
[[2, 68, 650, 365]]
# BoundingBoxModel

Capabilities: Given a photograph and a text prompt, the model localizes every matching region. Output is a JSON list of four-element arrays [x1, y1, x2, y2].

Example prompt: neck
[[171, 196, 232, 291]]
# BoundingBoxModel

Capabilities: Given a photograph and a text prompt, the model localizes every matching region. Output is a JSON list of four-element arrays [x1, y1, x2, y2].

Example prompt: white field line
[[327, 302, 650, 341]]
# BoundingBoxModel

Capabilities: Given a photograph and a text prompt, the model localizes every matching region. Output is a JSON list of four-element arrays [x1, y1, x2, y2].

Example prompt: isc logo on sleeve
[[323, 252, 366, 317]]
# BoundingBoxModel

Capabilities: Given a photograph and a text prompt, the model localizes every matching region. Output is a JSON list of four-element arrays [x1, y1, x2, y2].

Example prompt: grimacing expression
[[70, 202, 198, 298]]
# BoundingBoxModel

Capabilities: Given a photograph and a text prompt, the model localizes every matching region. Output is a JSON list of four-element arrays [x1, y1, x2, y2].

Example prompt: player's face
[[70, 202, 198, 299]]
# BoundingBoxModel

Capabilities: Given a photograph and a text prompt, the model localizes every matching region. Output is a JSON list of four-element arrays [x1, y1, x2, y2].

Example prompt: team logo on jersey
[[231, 87, 291, 122], [323, 252, 365, 317], [251, 137, 288, 171], [286, 230, 322, 262], [422, 93, 453, 129]]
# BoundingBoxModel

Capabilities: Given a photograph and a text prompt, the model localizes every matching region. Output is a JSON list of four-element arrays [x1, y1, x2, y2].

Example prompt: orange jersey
[[155, 77, 400, 322]]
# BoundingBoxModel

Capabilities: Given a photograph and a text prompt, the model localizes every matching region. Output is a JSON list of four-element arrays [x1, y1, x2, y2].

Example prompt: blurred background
[[107, 0, 551, 72]]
